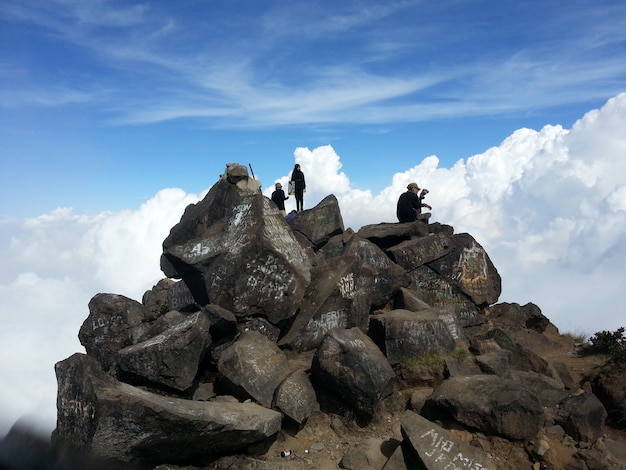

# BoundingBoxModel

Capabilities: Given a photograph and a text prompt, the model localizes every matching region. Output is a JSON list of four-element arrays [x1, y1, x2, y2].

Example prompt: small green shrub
[[449, 344, 470, 363], [158, 304, 169, 317], [403, 354, 444, 373], [588, 327, 626, 363]]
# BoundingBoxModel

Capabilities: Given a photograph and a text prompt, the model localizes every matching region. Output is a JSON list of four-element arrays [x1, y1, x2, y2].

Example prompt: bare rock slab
[[368, 308, 461, 366], [311, 327, 395, 421], [427, 375, 544, 441], [401, 410, 502, 470], [54, 353, 282, 468], [79, 293, 157, 371], [217, 330, 291, 408], [116, 310, 211, 391]]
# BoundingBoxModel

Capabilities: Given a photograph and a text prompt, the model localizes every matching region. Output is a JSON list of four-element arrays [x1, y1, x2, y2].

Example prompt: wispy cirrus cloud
[[2, 0, 625, 128]]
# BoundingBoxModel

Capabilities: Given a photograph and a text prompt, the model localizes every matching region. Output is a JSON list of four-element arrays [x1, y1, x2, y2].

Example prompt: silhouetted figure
[[290, 164, 306, 212], [397, 182, 431, 223], [270, 182, 289, 216]]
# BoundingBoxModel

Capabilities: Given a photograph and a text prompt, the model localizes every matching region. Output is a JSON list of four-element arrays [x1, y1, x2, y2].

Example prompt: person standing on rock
[[396, 182, 431, 223], [290, 164, 306, 212], [271, 182, 289, 216]]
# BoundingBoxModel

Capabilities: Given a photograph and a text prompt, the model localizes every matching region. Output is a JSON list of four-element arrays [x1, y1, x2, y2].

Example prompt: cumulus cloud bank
[[2, 93, 625, 437]]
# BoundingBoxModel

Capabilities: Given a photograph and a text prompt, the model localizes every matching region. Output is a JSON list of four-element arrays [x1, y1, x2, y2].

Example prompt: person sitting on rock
[[271, 182, 289, 216], [396, 182, 431, 223]]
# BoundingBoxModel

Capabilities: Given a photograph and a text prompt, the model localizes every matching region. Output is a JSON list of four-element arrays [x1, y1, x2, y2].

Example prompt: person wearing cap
[[271, 182, 289, 216], [396, 182, 432, 223]]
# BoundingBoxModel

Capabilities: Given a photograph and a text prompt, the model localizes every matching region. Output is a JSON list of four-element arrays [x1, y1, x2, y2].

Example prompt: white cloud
[[2, 93, 626, 438], [0, 188, 201, 436]]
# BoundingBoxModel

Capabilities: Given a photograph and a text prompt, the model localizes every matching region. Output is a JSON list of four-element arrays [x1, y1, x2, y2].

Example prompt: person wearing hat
[[396, 182, 432, 223], [271, 182, 289, 216]]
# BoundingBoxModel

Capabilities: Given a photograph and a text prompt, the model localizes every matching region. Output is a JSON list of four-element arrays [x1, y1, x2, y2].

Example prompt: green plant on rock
[[449, 343, 471, 363], [158, 303, 169, 317], [403, 354, 444, 374], [588, 326, 626, 363]]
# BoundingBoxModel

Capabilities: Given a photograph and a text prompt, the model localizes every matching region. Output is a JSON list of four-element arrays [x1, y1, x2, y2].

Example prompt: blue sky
[[1, 0, 626, 437], [2, 1, 625, 216]]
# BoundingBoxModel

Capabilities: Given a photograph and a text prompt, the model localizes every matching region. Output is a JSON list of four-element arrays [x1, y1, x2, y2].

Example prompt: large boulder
[[53, 353, 282, 467], [273, 370, 320, 425], [407, 265, 482, 326], [217, 331, 291, 408], [368, 308, 462, 365], [427, 375, 544, 441], [487, 328, 557, 379], [322, 231, 410, 308], [588, 364, 626, 429], [285, 194, 344, 247], [357, 221, 452, 250], [116, 311, 211, 391], [386, 232, 452, 271], [279, 255, 372, 352], [79, 293, 157, 371], [161, 163, 312, 323], [401, 410, 502, 470], [557, 393, 607, 443], [484, 302, 550, 333], [427, 233, 501, 307], [311, 328, 395, 422]]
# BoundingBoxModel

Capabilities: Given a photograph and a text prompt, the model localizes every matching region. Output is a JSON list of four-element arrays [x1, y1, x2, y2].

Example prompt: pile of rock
[[48, 163, 623, 469]]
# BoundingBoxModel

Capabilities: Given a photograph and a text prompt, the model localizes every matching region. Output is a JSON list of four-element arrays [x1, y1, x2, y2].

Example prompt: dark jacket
[[290, 169, 306, 191], [271, 188, 288, 210], [397, 191, 424, 222]]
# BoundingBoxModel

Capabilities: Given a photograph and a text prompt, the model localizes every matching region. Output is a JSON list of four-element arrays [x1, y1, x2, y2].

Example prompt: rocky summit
[[2, 163, 624, 470]]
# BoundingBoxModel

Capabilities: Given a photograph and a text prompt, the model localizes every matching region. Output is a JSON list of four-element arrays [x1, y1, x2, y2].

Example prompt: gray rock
[[488, 328, 557, 379], [161, 163, 312, 323], [393, 287, 431, 312], [557, 393, 607, 443], [217, 331, 291, 408], [386, 232, 452, 271], [285, 194, 344, 247], [505, 370, 568, 407], [552, 361, 577, 391], [322, 231, 410, 309], [428, 375, 544, 441], [274, 370, 320, 424], [116, 311, 211, 391], [142, 277, 178, 315], [279, 255, 369, 351], [137, 309, 188, 342], [357, 221, 431, 248], [401, 410, 502, 469], [408, 388, 433, 413], [238, 316, 281, 342], [368, 308, 459, 365], [202, 304, 238, 342], [427, 233, 501, 307], [407, 265, 482, 326], [79, 293, 156, 371], [166, 279, 198, 312], [54, 353, 282, 467], [311, 328, 395, 421], [475, 350, 512, 376], [381, 441, 422, 470], [484, 302, 550, 333], [589, 364, 626, 429]]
